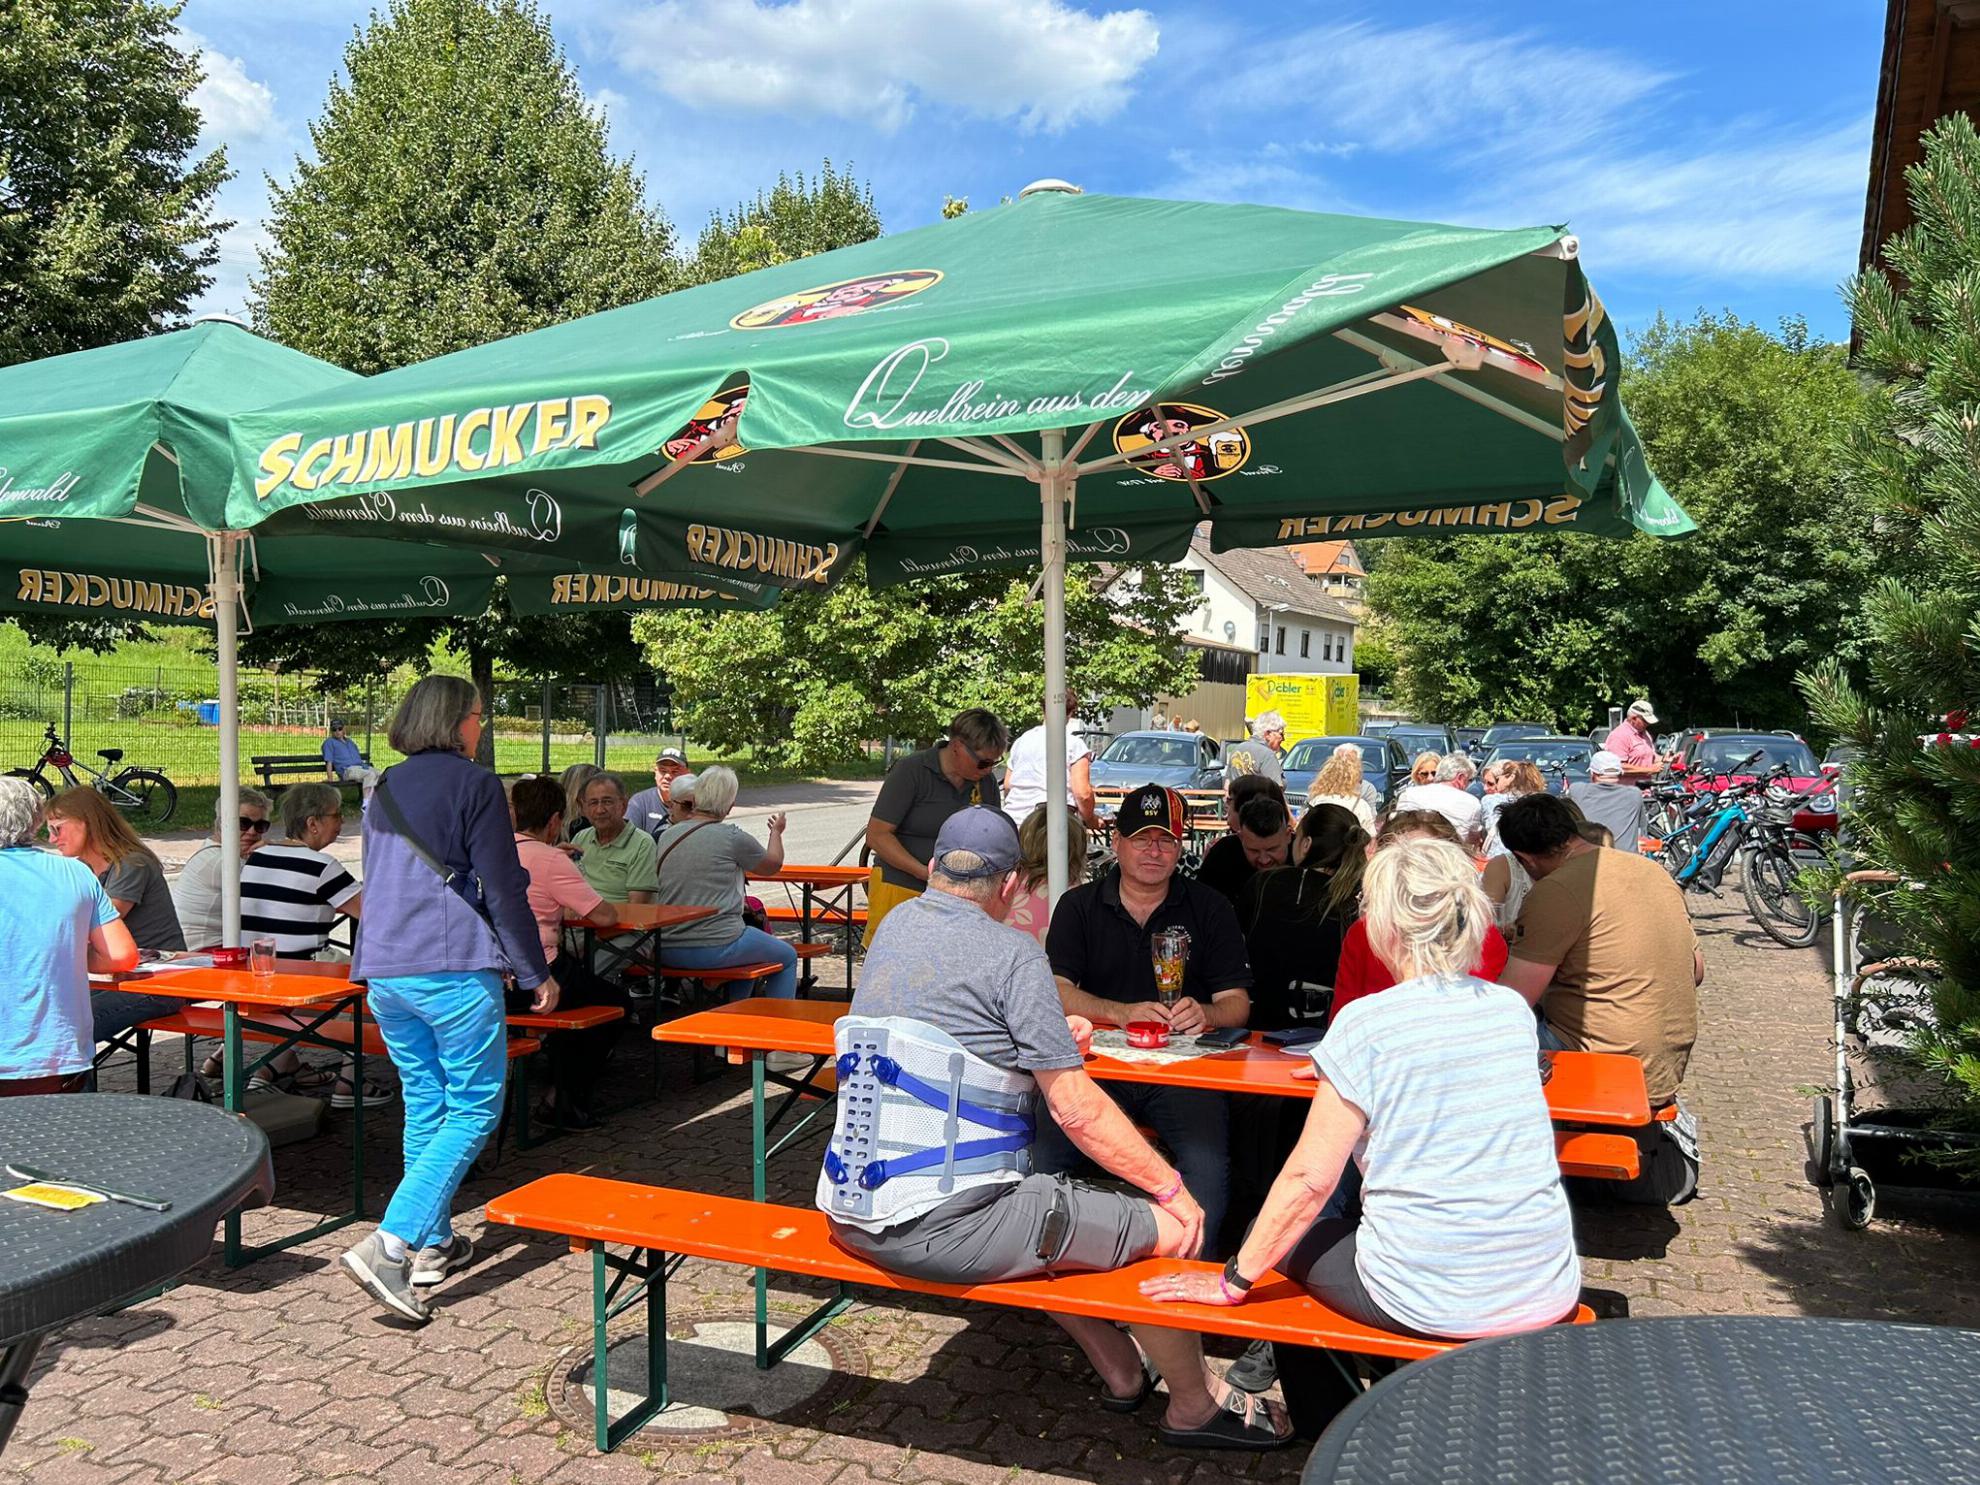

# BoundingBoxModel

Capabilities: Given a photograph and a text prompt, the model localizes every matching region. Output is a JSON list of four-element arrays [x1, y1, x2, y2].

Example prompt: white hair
[[1362, 836, 1490, 981], [0, 776, 40, 847], [692, 764, 739, 818], [215, 787, 272, 827], [1251, 710, 1286, 739], [1435, 752, 1476, 784]]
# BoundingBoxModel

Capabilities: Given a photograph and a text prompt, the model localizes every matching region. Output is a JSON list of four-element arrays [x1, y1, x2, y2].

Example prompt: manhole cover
[[549, 1309, 865, 1442]]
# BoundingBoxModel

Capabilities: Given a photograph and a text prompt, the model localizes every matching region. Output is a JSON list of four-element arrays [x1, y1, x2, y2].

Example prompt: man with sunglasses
[[1034, 784, 1254, 1256], [865, 708, 1010, 944], [171, 788, 275, 949]]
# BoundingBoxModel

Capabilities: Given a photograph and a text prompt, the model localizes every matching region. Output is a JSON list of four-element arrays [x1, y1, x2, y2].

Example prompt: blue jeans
[[1031, 1082, 1230, 1258], [368, 970, 508, 1251], [664, 927, 798, 1002]]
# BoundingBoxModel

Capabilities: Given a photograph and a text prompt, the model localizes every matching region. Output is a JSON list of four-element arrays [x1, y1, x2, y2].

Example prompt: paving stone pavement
[[11, 890, 1980, 1483]]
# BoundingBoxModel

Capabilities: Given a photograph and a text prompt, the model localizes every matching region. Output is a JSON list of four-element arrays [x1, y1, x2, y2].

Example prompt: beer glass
[[249, 938, 277, 983], [1151, 927, 1189, 1008]]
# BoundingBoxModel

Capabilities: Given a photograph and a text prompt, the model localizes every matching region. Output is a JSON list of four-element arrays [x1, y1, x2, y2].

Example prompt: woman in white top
[[1141, 836, 1580, 1345], [1479, 759, 1546, 859], [172, 788, 275, 948], [1303, 744, 1377, 829]]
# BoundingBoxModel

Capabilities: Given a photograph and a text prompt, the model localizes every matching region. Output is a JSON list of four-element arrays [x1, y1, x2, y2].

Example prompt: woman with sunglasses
[[170, 787, 276, 949]]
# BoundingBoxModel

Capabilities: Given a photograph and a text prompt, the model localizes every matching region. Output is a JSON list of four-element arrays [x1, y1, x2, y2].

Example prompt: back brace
[[817, 1015, 1035, 1232]]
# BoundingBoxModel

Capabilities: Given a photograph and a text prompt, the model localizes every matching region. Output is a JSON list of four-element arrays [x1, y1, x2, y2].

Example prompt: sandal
[[1097, 1358, 1157, 1413], [1158, 1389, 1296, 1452], [330, 1076, 396, 1109], [289, 1064, 338, 1092]]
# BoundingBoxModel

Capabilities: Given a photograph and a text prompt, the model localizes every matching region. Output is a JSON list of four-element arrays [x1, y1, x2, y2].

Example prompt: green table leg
[[752, 1051, 769, 1367], [351, 997, 366, 1221], [223, 1001, 245, 1266]]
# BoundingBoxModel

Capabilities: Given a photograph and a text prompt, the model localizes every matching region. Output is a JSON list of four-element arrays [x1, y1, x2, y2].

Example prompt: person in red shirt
[[1331, 810, 1508, 1016]]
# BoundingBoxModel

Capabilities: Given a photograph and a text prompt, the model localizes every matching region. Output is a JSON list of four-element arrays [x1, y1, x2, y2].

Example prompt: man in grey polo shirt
[[823, 807, 1288, 1451]]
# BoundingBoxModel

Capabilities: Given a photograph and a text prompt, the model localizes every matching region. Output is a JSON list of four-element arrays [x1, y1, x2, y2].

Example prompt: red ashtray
[[211, 947, 248, 968], [1125, 1021, 1170, 1049]]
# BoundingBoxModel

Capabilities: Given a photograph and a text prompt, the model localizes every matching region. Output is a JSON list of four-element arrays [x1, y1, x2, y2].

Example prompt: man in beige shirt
[[1496, 793, 1703, 1205]]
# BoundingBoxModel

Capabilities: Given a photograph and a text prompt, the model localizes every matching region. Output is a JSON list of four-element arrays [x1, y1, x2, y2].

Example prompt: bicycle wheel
[[109, 769, 177, 827], [1742, 844, 1820, 948], [1646, 798, 1686, 840], [4, 767, 53, 799], [1658, 823, 1697, 878]]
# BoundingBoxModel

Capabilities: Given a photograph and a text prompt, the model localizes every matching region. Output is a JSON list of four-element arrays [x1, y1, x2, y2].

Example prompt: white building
[[1178, 531, 1358, 675]]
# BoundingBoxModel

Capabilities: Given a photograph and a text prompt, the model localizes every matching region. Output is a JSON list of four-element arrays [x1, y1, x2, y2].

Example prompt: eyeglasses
[[240, 818, 271, 833], [970, 752, 1003, 771], [1123, 831, 1181, 852]]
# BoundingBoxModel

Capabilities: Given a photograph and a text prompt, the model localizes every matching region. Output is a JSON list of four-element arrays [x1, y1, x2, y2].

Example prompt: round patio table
[[0, 1095, 272, 1453], [1303, 1315, 1980, 1485]]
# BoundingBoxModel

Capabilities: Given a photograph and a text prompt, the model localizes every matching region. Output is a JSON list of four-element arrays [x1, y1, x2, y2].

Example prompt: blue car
[[1283, 735, 1408, 808], [1087, 730, 1224, 794]]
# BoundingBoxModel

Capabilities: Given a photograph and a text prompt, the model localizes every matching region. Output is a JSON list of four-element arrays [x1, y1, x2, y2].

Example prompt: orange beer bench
[[488, 1176, 1597, 1453]]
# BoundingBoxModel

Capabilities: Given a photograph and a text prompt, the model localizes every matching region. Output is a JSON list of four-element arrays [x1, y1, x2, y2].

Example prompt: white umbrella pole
[[211, 533, 243, 947], [1040, 429, 1070, 910]]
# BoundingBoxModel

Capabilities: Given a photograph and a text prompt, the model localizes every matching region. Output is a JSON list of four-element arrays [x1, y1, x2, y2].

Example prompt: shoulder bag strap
[[653, 818, 713, 878], [372, 771, 494, 927]]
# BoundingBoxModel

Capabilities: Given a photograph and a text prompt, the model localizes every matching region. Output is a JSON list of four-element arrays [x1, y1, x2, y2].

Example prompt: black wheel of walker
[[1812, 1096, 1836, 1187], [1842, 1167, 1876, 1231]]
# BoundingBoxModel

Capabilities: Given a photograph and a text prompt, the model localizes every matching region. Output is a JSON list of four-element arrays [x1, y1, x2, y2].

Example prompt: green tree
[[1801, 113, 1980, 1141], [633, 562, 1202, 771], [682, 163, 880, 285], [0, 0, 229, 367], [1365, 312, 1875, 730], [249, 0, 676, 756]]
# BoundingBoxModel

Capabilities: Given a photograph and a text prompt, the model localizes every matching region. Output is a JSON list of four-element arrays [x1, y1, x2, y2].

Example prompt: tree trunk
[[469, 643, 498, 769]]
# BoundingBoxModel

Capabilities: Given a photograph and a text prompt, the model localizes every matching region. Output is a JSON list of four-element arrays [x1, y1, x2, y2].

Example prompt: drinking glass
[[1151, 927, 1189, 1007], [249, 937, 277, 982]]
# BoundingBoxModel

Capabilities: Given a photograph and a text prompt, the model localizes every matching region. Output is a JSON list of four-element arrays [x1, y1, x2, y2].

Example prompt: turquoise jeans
[[369, 970, 507, 1251]]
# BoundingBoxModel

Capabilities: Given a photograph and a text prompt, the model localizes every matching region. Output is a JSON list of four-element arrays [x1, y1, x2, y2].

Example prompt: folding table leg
[[591, 1245, 668, 1452]]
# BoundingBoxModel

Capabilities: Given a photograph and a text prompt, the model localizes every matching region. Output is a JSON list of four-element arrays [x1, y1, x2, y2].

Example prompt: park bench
[[251, 751, 369, 793], [488, 1175, 1598, 1452]]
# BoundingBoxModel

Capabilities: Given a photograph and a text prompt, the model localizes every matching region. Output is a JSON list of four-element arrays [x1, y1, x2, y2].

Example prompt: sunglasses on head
[[240, 817, 271, 833]]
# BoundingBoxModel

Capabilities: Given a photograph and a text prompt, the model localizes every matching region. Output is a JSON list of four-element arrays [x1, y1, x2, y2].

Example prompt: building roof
[[1191, 530, 1361, 625], [1287, 539, 1365, 578], [1862, 0, 1980, 273]]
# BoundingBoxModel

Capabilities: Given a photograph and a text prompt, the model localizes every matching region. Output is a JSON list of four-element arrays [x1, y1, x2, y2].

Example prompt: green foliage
[[682, 163, 880, 286], [633, 562, 1203, 770], [252, 0, 675, 374], [0, 0, 228, 366], [1800, 113, 1980, 1142], [1366, 311, 1875, 732]]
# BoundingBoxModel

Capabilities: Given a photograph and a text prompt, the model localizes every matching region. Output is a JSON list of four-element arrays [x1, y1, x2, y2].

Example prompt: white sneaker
[[340, 1234, 429, 1323], [411, 1233, 475, 1287], [766, 1050, 818, 1075]]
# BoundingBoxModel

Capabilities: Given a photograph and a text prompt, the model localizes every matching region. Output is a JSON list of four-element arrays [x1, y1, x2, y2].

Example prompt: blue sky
[[178, 0, 1881, 344]]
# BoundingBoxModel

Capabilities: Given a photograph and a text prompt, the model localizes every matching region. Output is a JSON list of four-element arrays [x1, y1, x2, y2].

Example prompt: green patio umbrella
[[0, 320, 773, 939], [224, 185, 1694, 899]]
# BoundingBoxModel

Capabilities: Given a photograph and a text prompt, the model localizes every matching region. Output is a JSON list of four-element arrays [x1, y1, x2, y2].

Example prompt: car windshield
[[1489, 740, 1593, 768], [1483, 724, 1549, 745], [1693, 738, 1817, 776], [1098, 735, 1200, 768], [1283, 738, 1383, 773], [1388, 730, 1448, 753]]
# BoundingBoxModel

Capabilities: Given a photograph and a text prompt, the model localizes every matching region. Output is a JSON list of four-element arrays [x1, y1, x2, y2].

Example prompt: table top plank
[[572, 902, 720, 934], [748, 865, 870, 888], [652, 999, 1651, 1126], [103, 965, 361, 1007]]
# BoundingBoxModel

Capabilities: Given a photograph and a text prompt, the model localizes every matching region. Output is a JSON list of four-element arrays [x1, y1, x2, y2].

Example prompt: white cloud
[[182, 30, 279, 143], [611, 0, 1159, 133], [588, 86, 630, 128]]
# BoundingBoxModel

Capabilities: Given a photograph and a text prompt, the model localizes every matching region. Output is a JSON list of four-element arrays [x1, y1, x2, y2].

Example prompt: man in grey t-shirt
[[826, 808, 1288, 1449], [1567, 751, 1646, 854], [1223, 711, 1286, 786]]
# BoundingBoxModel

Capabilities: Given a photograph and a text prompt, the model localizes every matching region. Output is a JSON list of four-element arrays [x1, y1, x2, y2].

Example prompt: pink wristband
[[1153, 1175, 1184, 1207], [1218, 1273, 1247, 1305]]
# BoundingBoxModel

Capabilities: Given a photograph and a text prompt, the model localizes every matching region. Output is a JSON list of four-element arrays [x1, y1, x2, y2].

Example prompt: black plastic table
[[0, 1095, 272, 1453], [1304, 1315, 1980, 1484]]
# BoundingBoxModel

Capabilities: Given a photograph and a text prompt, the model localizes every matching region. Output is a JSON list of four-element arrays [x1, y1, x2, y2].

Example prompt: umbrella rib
[[633, 426, 730, 498], [1074, 364, 1448, 478], [990, 432, 1044, 469], [936, 435, 1033, 474], [1332, 327, 1565, 442], [862, 440, 921, 538], [1064, 420, 1108, 464], [795, 444, 1031, 477]]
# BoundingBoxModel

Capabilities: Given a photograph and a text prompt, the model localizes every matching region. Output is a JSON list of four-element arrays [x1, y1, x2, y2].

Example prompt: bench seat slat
[[1553, 1130, 1639, 1181], [140, 1006, 539, 1059], [487, 1176, 1594, 1361]]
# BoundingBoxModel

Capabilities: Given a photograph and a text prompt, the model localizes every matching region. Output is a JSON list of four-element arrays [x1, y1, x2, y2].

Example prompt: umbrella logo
[[730, 270, 942, 331], [1381, 305, 1550, 383], [1112, 403, 1250, 483], [660, 381, 750, 464]]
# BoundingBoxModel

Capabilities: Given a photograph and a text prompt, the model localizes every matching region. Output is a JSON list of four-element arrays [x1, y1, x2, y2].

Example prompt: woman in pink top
[[1005, 805, 1089, 945], [510, 775, 626, 1129]]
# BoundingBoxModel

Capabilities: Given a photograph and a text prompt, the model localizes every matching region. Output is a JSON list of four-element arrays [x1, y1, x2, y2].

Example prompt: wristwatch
[[1221, 1255, 1254, 1294]]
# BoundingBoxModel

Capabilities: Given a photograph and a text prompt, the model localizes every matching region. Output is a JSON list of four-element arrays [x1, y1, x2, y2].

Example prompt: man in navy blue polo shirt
[[1037, 783, 1252, 1254]]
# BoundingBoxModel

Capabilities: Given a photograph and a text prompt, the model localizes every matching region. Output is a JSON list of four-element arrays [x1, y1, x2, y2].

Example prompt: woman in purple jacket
[[339, 676, 558, 1325]]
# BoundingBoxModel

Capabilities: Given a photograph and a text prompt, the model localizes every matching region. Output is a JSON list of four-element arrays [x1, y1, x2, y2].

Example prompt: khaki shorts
[[831, 1173, 1160, 1285]]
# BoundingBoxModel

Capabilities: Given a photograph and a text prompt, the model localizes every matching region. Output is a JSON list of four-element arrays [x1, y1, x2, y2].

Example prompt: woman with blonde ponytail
[[1142, 836, 1580, 1429]]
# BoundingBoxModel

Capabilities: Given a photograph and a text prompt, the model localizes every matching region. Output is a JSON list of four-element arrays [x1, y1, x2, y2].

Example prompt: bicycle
[[6, 723, 179, 827], [1650, 752, 1832, 947]]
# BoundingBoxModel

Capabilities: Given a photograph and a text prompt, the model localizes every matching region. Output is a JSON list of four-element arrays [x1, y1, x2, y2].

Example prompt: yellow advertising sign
[[1245, 672, 1360, 742]]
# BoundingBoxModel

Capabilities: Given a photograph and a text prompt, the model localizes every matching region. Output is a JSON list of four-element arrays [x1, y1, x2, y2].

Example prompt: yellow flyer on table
[[4, 1183, 106, 1211]]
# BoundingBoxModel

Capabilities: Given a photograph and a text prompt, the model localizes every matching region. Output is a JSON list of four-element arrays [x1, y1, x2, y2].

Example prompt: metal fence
[[0, 662, 683, 786]]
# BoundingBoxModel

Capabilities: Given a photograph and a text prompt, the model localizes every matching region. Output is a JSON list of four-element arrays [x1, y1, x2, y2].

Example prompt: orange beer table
[[747, 864, 869, 994], [565, 901, 718, 981]]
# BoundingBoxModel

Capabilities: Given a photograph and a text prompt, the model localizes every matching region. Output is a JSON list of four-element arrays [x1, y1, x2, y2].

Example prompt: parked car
[[1387, 724, 1457, 765], [1454, 727, 1489, 757], [1465, 736, 1595, 797], [1672, 729, 1837, 835], [1088, 729, 1224, 794], [1481, 722, 1551, 749], [1282, 734, 1408, 808]]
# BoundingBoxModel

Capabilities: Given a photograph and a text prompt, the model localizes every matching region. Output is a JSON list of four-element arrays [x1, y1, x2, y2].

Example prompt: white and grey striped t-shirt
[[239, 844, 360, 955], [1312, 973, 1581, 1338]]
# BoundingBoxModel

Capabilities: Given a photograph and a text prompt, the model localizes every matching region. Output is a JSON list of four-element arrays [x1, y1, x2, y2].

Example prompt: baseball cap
[[1627, 699, 1659, 725], [656, 747, 688, 768], [1115, 783, 1185, 840], [1590, 750, 1624, 777], [931, 806, 1021, 879]]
